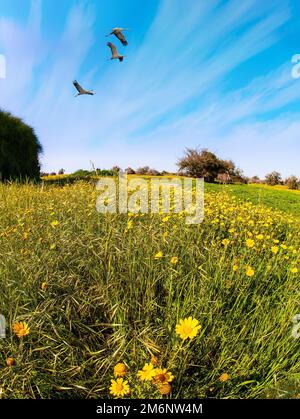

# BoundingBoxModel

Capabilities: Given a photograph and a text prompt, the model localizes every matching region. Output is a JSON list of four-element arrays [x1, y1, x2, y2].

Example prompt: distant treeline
[[41, 167, 176, 185], [42, 149, 300, 190]]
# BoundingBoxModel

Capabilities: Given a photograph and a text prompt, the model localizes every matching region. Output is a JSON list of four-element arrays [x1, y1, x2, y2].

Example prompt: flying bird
[[73, 80, 95, 97], [106, 28, 129, 46], [106, 42, 125, 62]]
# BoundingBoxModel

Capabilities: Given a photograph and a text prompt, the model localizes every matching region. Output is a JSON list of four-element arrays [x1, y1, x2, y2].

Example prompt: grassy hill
[[205, 183, 300, 218]]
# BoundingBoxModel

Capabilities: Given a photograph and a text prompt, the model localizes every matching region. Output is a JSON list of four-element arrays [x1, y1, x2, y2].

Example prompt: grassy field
[[205, 183, 300, 218], [0, 180, 299, 399]]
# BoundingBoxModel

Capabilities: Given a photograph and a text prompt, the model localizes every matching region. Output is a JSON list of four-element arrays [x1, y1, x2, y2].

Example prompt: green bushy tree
[[265, 171, 282, 186], [0, 109, 42, 181], [177, 148, 241, 182]]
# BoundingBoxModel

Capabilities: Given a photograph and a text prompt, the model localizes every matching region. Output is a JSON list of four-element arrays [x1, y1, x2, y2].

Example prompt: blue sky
[[0, 0, 300, 177]]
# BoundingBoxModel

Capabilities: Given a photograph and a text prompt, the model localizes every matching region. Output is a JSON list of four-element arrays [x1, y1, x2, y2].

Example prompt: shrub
[[98, 169, 114, 177], [265, 171, 282, 186], [136, 166, 150, 175], [217, 173, 232, 184], [250, 176, 261, 184], [147, 169, 161, 176], [285, 176, 299, 190], [232, 174, 248, 184], [72, 169, 92, 177], [125, 167, 136, 175]]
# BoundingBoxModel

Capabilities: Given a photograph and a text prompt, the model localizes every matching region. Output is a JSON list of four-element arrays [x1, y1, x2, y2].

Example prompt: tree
[[125, 167, 135, 174], [217, 173, 232, 184], [136, 166, 150, 175], [250, 175, 261, 184], [220, 159, 237, 176], [285, 175, 299, 190], [177, 148, 239, 183], [0, 109, 42, 181], [147, 168, 161, 176], [111, 166, 121, 174], [265, 171, 282, 186], [58, 168, 65, 175]]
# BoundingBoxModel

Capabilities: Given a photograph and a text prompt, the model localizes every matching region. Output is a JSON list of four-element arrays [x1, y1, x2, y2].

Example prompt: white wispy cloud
[[0, 0, 44, 109]]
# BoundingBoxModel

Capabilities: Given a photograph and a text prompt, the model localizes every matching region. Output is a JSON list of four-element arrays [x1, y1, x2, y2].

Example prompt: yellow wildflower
[[6, 357, 15, 366], [153, 368, 175, 384], [155, 251, 163, 259], [246, 239, 255, 248], [137, 363, 156, 381], [109, 378, 130, 398], [175, 317, 201, 340], [114, 363, 127, 378], [246, 266, 255, 277], [41, 282, 48, 291], [158, 383, 172, 395], [12, 321, 30, 338], [219, 373, 230, 382]]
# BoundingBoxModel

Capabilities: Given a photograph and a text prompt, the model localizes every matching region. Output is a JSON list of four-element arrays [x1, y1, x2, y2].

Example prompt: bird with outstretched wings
[[73, 80, 95, 96], [107, 28, 129, 46], [114, 30, 128, 46], [107, 42, 124, 62]]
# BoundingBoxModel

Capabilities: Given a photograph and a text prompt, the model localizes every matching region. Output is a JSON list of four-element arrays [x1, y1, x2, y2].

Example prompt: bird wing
[[73, 80, 85, 93], [115, 31, 128, 46], [107, 42, 118, 57]]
